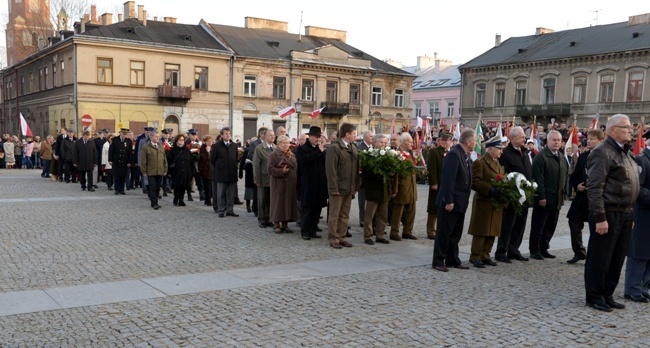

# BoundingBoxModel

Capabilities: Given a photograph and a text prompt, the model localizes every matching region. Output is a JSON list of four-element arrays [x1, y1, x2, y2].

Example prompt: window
[[414, 102, 422, 117], [38, 68, 43, 91], [446, 101, 455, 117], [44, 67, 48, 89], [475, 83, 486, 107], [194, 67, 208, 90], [20, 75, 24, 95], [244, 75, 256, 97], [600, 74, 614, 102], [394, 89, 405, 108], [573, 77, 587, 104], [543, 78, 555, 104], [515, 81, 527, 105], [273, 77, 286, 99], [29, 72, 33, 93], [326, 81, 337, 102], [302, 79, 314, 101], [52, 64, 57, 87], [495, 82, 506, 107], [164, 64, 180, 86], [60, 61, 65, 85], [371, 87, 382, 106], [627, 72, 644, 102], [131, 61, 145, 86], [428, 100, 439, 116], [97, 58, 113, 84], [349, 84, 360, 104]]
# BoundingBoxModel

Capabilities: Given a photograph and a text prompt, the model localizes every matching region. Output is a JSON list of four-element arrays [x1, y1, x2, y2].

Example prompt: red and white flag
[[20, 113, 33, 137], [309, 107, 324, 118], [278, 106, 296, 118], [591, 117, 599, 130]]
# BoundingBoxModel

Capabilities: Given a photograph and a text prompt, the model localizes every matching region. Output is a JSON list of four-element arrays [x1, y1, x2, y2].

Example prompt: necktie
[[153, 144, 158, 149], [225, 142, 229, 147]]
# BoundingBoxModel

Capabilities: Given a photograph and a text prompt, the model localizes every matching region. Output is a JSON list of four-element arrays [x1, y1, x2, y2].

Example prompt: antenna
[[298, 11, 303, 42], [593, 9, 602, 25]]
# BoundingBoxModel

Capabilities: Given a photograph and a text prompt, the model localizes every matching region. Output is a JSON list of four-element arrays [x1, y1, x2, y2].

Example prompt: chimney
[[535, 27, 554, 35], [101, 13, 113, 26], [138, 5, 144, 20], [80, 17, 86, 33], [245, 17, 289, 32], [304, 26, 346, 42], [142, 11, 147, 26], [91, 5, 97, 22], [124, 1, 136, 20], [118, 13, 123, 22], [495, 34, 502, 47], [164, 17, 177, 23], [629, 13, 650, 26], [153, 16, 158, 21], [417, 56, 436, 70]]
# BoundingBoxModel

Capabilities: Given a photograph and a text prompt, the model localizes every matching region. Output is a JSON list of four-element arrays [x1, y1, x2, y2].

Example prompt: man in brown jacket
[[139, 131, 167, 210], [325, 123, 358, 249], [40, 135, 54, 178]]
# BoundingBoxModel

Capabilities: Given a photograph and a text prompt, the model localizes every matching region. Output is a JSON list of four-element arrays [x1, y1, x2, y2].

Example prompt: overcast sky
[[1, 0, 649, 67]]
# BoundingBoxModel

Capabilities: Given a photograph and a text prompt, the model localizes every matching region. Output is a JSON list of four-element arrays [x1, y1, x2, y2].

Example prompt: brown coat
[[391, 171, 418, 205], [468, 154, 504, 237], [325, 139, 358, 195], [40, 141, 53, 161], [139, 142, 168, 176], [268, 147, 298, 222]]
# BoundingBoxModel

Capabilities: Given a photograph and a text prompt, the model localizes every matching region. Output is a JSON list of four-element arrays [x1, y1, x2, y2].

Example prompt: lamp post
[[295, 99, 303, 138]]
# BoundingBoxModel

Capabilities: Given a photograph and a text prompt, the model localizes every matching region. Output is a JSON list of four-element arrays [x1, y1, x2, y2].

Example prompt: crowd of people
[[1, 113, 648, 313]]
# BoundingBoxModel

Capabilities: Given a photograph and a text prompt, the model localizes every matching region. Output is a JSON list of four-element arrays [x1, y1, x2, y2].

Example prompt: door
[[243, 118, 257, 142], [192, 124, 209, 138], [96, 119, 114, 134], [129, 121, 147, 136]]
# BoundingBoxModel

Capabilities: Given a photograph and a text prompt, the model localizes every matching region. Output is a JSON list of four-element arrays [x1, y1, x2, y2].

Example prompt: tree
[[50, 0, 91, 30]]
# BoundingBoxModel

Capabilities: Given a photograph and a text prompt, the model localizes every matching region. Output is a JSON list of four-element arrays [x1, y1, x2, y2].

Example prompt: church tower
[[5, 0, 53, 67]]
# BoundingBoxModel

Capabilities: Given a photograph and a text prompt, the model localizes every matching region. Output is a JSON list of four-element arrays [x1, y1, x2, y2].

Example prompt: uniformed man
[[108, 128, 134, 195], [426, 132, 452, 239]]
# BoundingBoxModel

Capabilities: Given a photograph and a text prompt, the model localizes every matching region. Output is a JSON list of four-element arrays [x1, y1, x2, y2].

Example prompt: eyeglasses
[[612, 125, 633, 130]]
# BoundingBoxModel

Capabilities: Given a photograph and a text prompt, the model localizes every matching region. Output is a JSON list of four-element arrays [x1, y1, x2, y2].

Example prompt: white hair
[[606, 114, 630, 132], [399, 132, 412, 144]]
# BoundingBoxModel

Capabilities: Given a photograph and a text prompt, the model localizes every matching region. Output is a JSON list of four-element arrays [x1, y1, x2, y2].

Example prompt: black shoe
[[114, 191, 119, 195], [540, 251, 556, 259], [178, 201, 186, 206], [586, 301, 613, 312], [495, 255, 512, 263], [643, 293, 650, 300], [345, 231, 352, 238], [93, 185, 99, 188], [120, 191, 126, 195], [375, 238, 390, 244], [235, 200, 244, 205], [511, 254, 529, 262], [266, 222, 274, 227], [301, 235, 311, 240], [360, 222, 364, 227], [218, 213, 225, 218], [88, 189, 95, 192], [624, 294, 650, 303], [226, 212, 239, 217], [483, 259, 498, 266], [530, 253, 544, 260], [152, 204, 161, 210], [259, 223, 267, 228], [567, 254, 586, 264], [163, 191, 168, 197], [199, 193, 205, 201], [389, 235, 402, 241], [310, 234, 322, 239], [605, 297, 625, 309], [187, 195, 194, 202], [108, 186, 113, 190], [81, 187, 86, 191], [470, 259, 485, 268], [364, 239, 375, 245], [315, 226, 322, 232], [247, 207, 252, 213]]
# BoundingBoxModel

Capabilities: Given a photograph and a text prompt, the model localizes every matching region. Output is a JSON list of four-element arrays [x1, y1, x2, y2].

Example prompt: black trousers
[[173, 187, 185, 204], [64, 160, 77, 182], [585, 211, 632, 303], [496, 207, 529, 258], [568, 218, 587, 257], [202, 177, 212, 205], [105, 169, 113, 188], [433, 208, 465, 267], [147, 175, 162, 206], [79, 169, 93, 189], [529, 208, 560, 253], [301, 205, 322, 237], [114, 175, 126, 193]]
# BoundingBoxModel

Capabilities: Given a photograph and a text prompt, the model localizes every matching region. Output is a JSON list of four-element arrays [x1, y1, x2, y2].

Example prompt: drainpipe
[[229, 56, 235, 127], [73, 43, 79, 134], [15, 69, 19, 134]]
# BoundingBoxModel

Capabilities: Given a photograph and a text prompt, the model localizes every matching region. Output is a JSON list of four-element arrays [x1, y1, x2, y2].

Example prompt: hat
[[643, 129, 650, 139], [120, 128, 130, 133], [162, 128, 173, 134], [438, 132, 453, 139], [306, 126, 322, 137], [101, 129, 110, 134], [187, 129, 198, 135], [526, 139, 534, 144], [67, 129, 74, 133], [144, 127, 154, 132], [484, 135, 506, 149]]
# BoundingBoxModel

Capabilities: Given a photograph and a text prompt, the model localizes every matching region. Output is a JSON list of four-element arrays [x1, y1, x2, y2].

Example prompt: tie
[[153, 144, 158, 149], [225, 142, 229, 147]]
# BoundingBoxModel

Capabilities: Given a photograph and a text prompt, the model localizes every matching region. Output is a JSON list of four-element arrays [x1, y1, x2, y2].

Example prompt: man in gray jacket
[[253, 129, 275, 228]]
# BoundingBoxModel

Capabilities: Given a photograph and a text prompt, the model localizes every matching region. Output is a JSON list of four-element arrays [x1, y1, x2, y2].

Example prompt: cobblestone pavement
[[0, 169, 646, 347]]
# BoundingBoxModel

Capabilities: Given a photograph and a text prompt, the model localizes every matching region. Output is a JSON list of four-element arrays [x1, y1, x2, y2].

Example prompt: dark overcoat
[[436, 144, 472, 213], [532, 146, 568, 210], [268, 148, 298, 222], [73, 138, 98, 171], [239, 148, 256, 188], [108, 136, 133, 177], [211, 141, 239, 183], [167, 144, 193, 189], [468, 154, 504, 236], [629, 148, 650, 259], [566, 150, 590, 221], [296, 140, 328, 208], [60, 137, 75, 162], [198, 146, 213, 180], [426, 146, 446, 213]]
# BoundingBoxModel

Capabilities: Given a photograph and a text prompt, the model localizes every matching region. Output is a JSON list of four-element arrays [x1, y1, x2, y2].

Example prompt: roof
[[79, 19, 230, 52], [412, 64, 461, 90], [208, 23, 411, 75], [460, 20, 650, 70]]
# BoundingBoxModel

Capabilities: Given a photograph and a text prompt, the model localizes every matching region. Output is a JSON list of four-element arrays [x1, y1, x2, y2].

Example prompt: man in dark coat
[[296, 126, 328, 240], [93, 129, 107, 187], [54, 128, 67, 182], [60, 129, 77, 183], [426, 132, 452, 240], [356, 130, 373, 227], [108, 128, 134, 195], [246, 127, 267, 213], [624, 129, 650, 302], [529, 130, 568, 260], [361, 133, 391, 245], [566, 129, 604, 264], [432, 128, 476, 272], [496, 126, 533, 263], [73, 130, 98, 191], [211, 127, 239, 218]]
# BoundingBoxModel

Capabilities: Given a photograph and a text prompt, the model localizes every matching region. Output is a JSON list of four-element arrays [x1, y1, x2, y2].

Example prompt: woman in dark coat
[[198, 135, 215, 206], [268, 135, 298, 233], [239, 142, 256, 213], [167, 134, 194, 206]]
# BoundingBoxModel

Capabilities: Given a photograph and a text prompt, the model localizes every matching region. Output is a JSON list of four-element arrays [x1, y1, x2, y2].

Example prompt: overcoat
[[167, 144, 193, 189], [268, 147, 298, 222], [532, 146, 568, 210], [426, 146, 446, 213], [253, 143, 273, 187], [73, 138, 98, 171], [108, 136, 133, 177], [468, 154, 504, 236], [139, 142, 167, 176], [566, 150, 590, 221], [210, 141, 239, 183], [325, 139, 358, 196], [296, 139, 328, 208], [436, 144, 472, 213], [60, 137, 75, 162], [628, 148, 650, 259], [239, 148, 256, 188], [197, 146, 212, 180]]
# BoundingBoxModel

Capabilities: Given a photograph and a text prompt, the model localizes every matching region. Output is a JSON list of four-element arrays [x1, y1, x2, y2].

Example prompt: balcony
[[515, 103, 571, 118], [157, 85, 192, 100], [348, 104, 361, 116], [320, 101, 349, 115]]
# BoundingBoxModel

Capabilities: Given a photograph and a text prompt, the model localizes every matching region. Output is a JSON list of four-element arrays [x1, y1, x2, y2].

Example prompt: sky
[[1, 0, 650, 67]]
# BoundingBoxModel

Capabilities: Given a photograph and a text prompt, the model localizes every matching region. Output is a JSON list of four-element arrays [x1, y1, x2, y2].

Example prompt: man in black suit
[[93, 129, 108, 187], [73, 130, 98, 191], [432, 128, 477, 272], [211, 127, 239, 218], [356, 130, 373, 227], [108, 128, 133, 195], [566, 129, 604, 264], [495, 126, 533, 263]]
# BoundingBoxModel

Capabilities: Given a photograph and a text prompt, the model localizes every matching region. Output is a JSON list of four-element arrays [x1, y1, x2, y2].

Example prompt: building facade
[[5, 0, 53, 67]]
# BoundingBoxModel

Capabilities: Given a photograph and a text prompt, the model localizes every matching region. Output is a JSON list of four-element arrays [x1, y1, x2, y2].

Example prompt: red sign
[[486, 121, 497, 128], [81, 114, 93, 127]]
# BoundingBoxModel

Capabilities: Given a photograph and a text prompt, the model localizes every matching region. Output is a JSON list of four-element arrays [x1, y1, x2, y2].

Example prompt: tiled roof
[[412, 64, 461, 90]]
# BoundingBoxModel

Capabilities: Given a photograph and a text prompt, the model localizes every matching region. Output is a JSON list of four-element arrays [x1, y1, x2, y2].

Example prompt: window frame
[[243, 74, 256, 97], [494, 82, 506, 107], [475, 83, 486, 107], [371, 86, 383, 106], [302, 79, 314, 101], [326, 81, 338, 102], [194, 66, 208, 90], [130, 61, 145, 87], [164, 63, 180, 87], [428, 100, 440, 116], [515, 80, 527, 106], [349, 83, 360, 104], [627, 71, 644, 102], [542, 78, 556, 105], [97, 58, 113, 85], [394, 89, 405, 108], [446, 101, 455, 117], [572, 76, 587, 104], [599, 74, 614, 103], [273, 76, 286, 99], [414, 101, 422, 117]]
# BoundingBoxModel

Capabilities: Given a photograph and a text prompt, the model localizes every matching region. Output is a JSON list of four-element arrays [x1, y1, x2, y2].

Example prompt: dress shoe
[[540, 251, 556, 259], [226, 212, 239, 217], [364, 239, 375, 245], [529, 253, 544, 260], [301, 236, 311, 240], [310, 234, 322, 239], [360, 222, 364, 227], [427, 235, 436, 240], [402, 234, 418, 240], [340, 241, 353, 247], [162, 191, 168, 197], [267, 222, 275, 227], [345, 231, 352, 238], [152, 204, 161, 210], [567, 254, 586, 264], [120, 191, 126, 195], [259, 223, 267, 228], [88, 188, 95, 192], [483, 259, 498, 266], [81, 187, 86, 191], [624, 294, 649, 303], [449, 264, 470, 270], [93, 185, 99, 188], [511, 254, 529, 262], [389, 235, 402, 241], [586, 301, 613, 312], [330, 242, 343, 249], [495, 255, 512, 263], [375, 238, 390, 244], [470, 259, 485, 268], [178, 201, 186, 206], [218, 213, 225, 218], [235, 200, 244, 205], [643, 293, 650, 300], [433, 265, 449, 272], [187, 195, 194, 202], [315, 226, 322, 232], [605, 298, 625, 309]]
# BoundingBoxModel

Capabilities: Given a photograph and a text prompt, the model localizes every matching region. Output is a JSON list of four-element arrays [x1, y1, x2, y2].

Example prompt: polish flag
[[634, 124, 645, 155], [591, 117, 599, 130], [278, 106, 296, 118], [20, 113, 33, 137], [309, 107, 324, 118]]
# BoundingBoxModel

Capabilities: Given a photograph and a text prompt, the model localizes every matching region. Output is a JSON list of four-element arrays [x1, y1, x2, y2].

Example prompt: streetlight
[[295, 99, 303, 137]]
